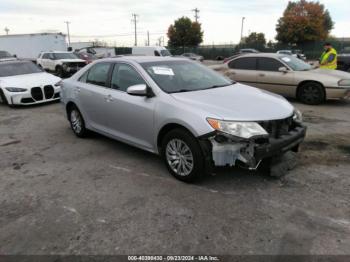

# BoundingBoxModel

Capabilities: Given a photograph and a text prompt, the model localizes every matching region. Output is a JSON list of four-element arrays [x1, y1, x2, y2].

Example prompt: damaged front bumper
[[199, 123, 307, 171]]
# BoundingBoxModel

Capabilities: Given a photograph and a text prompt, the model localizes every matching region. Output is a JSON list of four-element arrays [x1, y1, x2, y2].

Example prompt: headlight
[[5, 87, 27, 92], [293, 109, 303, 123], [338, 79, 350, 87], [207, 118, 268, 139], [54, 81, 62, 87]]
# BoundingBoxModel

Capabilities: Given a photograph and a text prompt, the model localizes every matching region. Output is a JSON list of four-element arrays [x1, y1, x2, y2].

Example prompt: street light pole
[[240, 17, 245, 43], [64, 21, 71, 46]]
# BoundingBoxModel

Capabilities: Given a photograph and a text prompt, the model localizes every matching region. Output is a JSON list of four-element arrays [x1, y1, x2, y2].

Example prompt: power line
[[131, 13, 139, 46], [192, 8, 200, 22]]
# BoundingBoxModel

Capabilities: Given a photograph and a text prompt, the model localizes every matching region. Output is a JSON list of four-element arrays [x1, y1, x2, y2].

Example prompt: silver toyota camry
[[60, 56, 306, 182]]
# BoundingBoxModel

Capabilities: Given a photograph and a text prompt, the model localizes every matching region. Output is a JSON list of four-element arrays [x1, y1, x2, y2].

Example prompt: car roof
[[99, 56, 189, 63], [42, 51, 72, 54], [234, 53, 286, 58]]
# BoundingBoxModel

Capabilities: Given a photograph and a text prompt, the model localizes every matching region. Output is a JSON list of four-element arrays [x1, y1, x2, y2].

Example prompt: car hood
[[0, 72, 61, 87], [309, 68, 350, 78], [170, 83, 294, 121], [60, 59, 86, 63]]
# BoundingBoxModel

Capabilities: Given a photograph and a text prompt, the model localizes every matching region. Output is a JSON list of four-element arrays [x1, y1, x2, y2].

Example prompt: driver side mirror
[[278, 66, 289, 73], [127, 84, 154, 97]]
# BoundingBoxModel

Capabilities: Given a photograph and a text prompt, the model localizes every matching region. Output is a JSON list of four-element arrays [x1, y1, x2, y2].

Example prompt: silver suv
[[60, 56, 306, 182]]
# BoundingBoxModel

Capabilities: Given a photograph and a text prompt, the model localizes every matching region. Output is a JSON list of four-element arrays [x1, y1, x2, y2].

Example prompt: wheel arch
[[296, 80, 326, 99], [157, 123, 197, 152], [65, 101, 78, 120]]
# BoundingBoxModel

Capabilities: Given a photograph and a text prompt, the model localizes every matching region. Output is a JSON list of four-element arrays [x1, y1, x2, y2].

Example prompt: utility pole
[[240, 17, 245, 43], [131, 14, 139, 46], [64, 21, 71, 46], [192, 8, 200, 22], [147, 31, 150, 46], [4, 27, 9, 35]]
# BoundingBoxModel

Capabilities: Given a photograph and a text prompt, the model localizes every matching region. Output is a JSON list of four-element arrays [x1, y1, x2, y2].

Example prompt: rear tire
[[68, 106, 87, 137], [298, 82, 325, 105], [161, 128, 205, 182]]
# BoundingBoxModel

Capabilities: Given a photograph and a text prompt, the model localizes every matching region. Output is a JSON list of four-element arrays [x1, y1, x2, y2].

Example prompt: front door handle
[[105, 94, 114, 102], [258, 73, 266, 77]]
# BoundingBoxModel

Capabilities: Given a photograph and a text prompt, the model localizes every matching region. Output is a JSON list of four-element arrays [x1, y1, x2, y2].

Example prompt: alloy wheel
[[301, 85, 321, 104], [165, 139, 194, 176], [70, 109, 82, 134]]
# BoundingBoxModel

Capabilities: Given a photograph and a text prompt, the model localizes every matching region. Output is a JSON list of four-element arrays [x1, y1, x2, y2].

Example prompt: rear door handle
[[259, 73, 266, 77]]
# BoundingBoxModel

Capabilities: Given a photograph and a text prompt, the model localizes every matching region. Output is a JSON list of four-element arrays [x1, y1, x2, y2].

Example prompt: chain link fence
[[115, 40, 350, 61]]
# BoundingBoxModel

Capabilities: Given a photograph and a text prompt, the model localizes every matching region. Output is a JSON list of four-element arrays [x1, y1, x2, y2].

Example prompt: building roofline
[[0, 32, 66, 38]]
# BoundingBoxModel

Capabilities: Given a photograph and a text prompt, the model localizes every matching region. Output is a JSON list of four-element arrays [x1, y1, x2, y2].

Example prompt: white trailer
[[0, 33, 67, 61]]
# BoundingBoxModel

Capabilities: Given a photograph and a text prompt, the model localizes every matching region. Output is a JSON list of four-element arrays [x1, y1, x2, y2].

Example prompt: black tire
[[37, 64, 43, 69], [161, 128, 205, 182], [68, 106, 87, 137], [298, 82, 325, 105], [56, 66, 64, 78], [0, 89, 9, 105]]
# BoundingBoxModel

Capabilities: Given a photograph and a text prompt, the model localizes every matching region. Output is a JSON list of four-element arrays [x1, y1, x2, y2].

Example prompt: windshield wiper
[[204, 81, 235, 90], [171, 89, 194, 93]]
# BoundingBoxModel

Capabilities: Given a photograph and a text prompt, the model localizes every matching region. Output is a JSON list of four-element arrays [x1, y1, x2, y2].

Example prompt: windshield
[[141, 60, 233, 93], [0, 51, 12, 58], [160, 50, 172, 56], [279, 51, 292, 55], [279, 55, 312, 71], [53, 53, 79, 60], [0, 61, 43, 77]]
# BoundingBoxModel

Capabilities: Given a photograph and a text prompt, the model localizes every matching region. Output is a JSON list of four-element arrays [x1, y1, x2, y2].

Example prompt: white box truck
[[0, 33, 67, 61], [132, 46, 172, 57]]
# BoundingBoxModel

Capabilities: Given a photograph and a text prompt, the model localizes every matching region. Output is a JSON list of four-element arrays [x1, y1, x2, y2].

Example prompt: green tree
[[167, 17, 203, 50], [244, 32, 267, 50], [276, 0, 334, 44]]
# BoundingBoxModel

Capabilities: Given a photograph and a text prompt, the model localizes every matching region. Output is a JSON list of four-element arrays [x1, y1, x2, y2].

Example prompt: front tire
[[161, 129, 205, 182], [56, 66, 64, 78], [0, 89, 9, 105], [298, 82, 325, 105], [68, 106, 87, 137]]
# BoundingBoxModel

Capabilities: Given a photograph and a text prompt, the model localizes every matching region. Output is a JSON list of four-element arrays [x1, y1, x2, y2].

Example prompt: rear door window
[[228, 57, 257, 70], [86, 63, 111, 87], [257, 58, 284, 72]]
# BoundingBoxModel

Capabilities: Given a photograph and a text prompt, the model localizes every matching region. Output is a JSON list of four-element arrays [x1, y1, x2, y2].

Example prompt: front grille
[[259, 116, 295, 139], [68, 62, 86, 68], [44, 85, 54, 99], [31, 87, 43, 101]]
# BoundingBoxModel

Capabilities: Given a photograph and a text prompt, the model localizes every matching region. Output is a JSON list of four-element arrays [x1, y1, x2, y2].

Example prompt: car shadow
[[3, 100, 61, 109], [88, 131, 279, 189]]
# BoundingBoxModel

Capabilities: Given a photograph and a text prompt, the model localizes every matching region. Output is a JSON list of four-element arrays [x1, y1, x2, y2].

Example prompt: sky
[[0, 0, 349, 46]]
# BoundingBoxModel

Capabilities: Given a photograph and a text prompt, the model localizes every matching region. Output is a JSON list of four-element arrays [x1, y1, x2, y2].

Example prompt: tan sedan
[[211, 53, 350, 104]]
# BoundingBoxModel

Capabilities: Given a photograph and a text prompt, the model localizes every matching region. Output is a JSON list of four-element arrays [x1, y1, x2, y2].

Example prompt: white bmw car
[[0, 60, 61, 106]]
